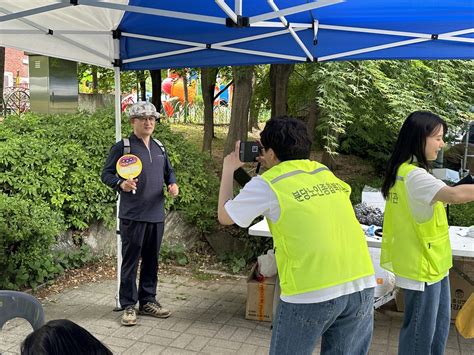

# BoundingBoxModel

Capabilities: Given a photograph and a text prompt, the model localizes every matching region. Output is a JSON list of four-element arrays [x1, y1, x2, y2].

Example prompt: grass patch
[[192, 270, 215, 281]]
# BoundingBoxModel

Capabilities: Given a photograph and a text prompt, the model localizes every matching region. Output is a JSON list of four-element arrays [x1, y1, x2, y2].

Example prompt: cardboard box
[[453, 256, 474, 281], [245, 263, 276, 322], [395, 288, 404, 312], [394, 268, 474, 320], [450, 268, 474, 320]]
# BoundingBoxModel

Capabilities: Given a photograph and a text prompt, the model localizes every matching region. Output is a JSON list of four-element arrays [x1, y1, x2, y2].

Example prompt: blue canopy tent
[[1, 0, 473, 308], [2, 0, 473, 131]]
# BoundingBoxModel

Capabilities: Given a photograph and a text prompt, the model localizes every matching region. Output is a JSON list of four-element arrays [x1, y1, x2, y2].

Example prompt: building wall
[[4, 48, 29, 89]]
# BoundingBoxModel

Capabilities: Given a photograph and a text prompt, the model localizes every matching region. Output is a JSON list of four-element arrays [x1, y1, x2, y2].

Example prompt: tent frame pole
[[249, 0, 343, 24], [215, 0, 237, 24], [114, 37, 123, 310], [235, 0, 242, 16], [78, 0, 225, 25], [267, 0, 314, 61], [0, 6, 111, 61], [122, 27, 308, 64], [0, 2, 71, 23], [319, 27, 474, 61]]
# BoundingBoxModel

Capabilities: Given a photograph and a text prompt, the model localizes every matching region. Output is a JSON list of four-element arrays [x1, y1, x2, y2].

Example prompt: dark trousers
[[119, 219, 164, 308]]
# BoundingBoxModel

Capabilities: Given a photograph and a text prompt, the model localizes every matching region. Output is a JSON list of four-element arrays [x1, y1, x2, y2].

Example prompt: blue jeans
[[270, 288, 374, 355], [398, 276, 450, 355]]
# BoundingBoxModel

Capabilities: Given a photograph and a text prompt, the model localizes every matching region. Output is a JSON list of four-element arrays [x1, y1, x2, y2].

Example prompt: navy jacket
[[101, 134, 177, 223]]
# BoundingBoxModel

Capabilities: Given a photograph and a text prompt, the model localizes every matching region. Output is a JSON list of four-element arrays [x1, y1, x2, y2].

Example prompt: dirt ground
[[171, 123, 377, 182]]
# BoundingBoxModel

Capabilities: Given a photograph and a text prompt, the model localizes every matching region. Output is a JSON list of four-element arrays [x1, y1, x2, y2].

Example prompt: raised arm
[[433, 184, 474, 204]]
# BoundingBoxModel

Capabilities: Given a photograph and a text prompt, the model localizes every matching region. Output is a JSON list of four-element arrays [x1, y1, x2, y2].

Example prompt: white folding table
[[249, 219, 473, 257], [248, 219, 473, 313]]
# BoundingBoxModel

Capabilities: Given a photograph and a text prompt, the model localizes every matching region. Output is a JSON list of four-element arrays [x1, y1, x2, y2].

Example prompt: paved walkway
[[1, 272, 472, 354]]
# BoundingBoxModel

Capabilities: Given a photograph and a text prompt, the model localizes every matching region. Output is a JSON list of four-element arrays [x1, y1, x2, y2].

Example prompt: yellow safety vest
[[261, 160, 374, 296], [381, 162, 452, 282]]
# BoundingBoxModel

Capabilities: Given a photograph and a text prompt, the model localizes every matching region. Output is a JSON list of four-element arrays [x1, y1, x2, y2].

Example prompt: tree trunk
[[183, 74, 189, 123], [224, 66, 254, 156], [270, 63, 294, 118], [306, 100, 320, 146], [248, 102, 260, 131], [136, 71, 146, 101], [150, 69, 162, 120], [91, 66, 98, 94], [321, 150, 336, 170], [201, 67, 218, 154], [248, 73, 259, 131], [139, 71, 146, 101], [0, 47, 4, 113]]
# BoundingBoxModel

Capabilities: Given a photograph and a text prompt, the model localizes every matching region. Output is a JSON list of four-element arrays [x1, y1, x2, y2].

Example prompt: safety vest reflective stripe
[[270, 166, 329, 184]]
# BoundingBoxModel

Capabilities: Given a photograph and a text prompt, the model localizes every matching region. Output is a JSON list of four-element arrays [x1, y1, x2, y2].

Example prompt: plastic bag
[[257, 249, 277, 278], [465, 225, 474, 238], [369, 247, 395, 298], [455, 292, 474, 339]]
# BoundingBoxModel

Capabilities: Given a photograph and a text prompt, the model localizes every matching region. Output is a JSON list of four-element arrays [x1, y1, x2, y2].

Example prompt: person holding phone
[[218, 117, 376, 355], [381, 111, 474, 354]]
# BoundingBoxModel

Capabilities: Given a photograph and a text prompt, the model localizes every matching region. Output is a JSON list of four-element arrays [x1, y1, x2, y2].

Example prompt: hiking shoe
[[139, 301, 171, 318], [121, 306, 137, 326]]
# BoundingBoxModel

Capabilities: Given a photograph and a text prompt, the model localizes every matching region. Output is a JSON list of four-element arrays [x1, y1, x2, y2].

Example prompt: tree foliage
[[287, 60, 474, 170], [78, 63, 139, 94]]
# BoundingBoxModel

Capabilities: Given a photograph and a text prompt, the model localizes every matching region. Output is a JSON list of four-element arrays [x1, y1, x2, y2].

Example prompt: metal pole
[[113, 36, 122, 310], [463, 121, 470, 173]]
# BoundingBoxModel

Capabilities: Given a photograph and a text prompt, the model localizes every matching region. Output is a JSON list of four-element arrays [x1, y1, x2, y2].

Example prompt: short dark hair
[[260, 116, 312, 162], [21, 319, 112, 355], [381, 111, 447, 198]]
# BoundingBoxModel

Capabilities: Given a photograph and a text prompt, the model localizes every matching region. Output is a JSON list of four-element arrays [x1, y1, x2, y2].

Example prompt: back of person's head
[[260, 116, 312, 161], [21, 319, 112, 355], [381, 111, 447, 198]]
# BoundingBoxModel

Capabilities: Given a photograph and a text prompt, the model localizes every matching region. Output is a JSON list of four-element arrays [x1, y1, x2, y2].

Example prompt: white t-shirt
[[225, 176, 376, 304], [395, 167, 447, 291]]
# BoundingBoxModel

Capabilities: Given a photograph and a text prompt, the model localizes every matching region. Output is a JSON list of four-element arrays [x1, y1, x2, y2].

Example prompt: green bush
[[0, 108, 218, 233], [449, 202, 474, 227], [54, 245, 96, 272], [0, 193, 64, 289], [159, 242, 189, 266], [0, 109, 117, 230], [0, 108, 219, 289]]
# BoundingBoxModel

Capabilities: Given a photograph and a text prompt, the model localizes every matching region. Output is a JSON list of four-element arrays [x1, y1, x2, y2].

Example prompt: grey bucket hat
[[128, 101, 160, 118]]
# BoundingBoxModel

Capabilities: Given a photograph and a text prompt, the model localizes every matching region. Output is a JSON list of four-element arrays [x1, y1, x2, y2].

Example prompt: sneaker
[[121, 306, 137, 326], [139, 301, 171, 318]]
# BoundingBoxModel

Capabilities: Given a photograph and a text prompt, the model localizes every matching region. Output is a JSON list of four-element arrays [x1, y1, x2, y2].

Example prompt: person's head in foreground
[[21, 319, 112, 355], [382, 110, 447, 198], [258, 116, 312, 168]]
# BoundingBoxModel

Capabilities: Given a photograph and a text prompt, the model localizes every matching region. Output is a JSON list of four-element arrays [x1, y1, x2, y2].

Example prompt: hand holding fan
[[116, 154, 142, 194]]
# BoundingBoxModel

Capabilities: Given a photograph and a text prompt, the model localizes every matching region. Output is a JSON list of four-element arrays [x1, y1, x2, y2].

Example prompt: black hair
[[260, 116, 312, 161], [381, 111, 447, 198], [21, 319, 112, 355]]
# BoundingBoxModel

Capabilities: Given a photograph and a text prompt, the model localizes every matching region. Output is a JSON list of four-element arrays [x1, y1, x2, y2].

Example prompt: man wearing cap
[[102, 101, 179, 326]]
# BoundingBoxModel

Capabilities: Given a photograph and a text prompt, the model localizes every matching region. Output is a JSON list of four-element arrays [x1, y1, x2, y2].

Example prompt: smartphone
[[239, 141, 260, 162]]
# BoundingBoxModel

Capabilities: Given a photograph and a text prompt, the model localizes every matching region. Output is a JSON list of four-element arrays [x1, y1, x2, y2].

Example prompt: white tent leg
[[114, 66, 122, 310]]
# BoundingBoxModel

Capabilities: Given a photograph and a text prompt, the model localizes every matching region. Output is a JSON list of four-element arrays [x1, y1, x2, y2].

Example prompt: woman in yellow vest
[[218, 117, 376, 354], [381, 111, 474, 355]]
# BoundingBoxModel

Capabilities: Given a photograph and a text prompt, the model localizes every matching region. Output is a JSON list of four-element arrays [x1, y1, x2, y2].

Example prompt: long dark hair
[[21, 319, 112, 355], [381, 111, 447, 199]]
